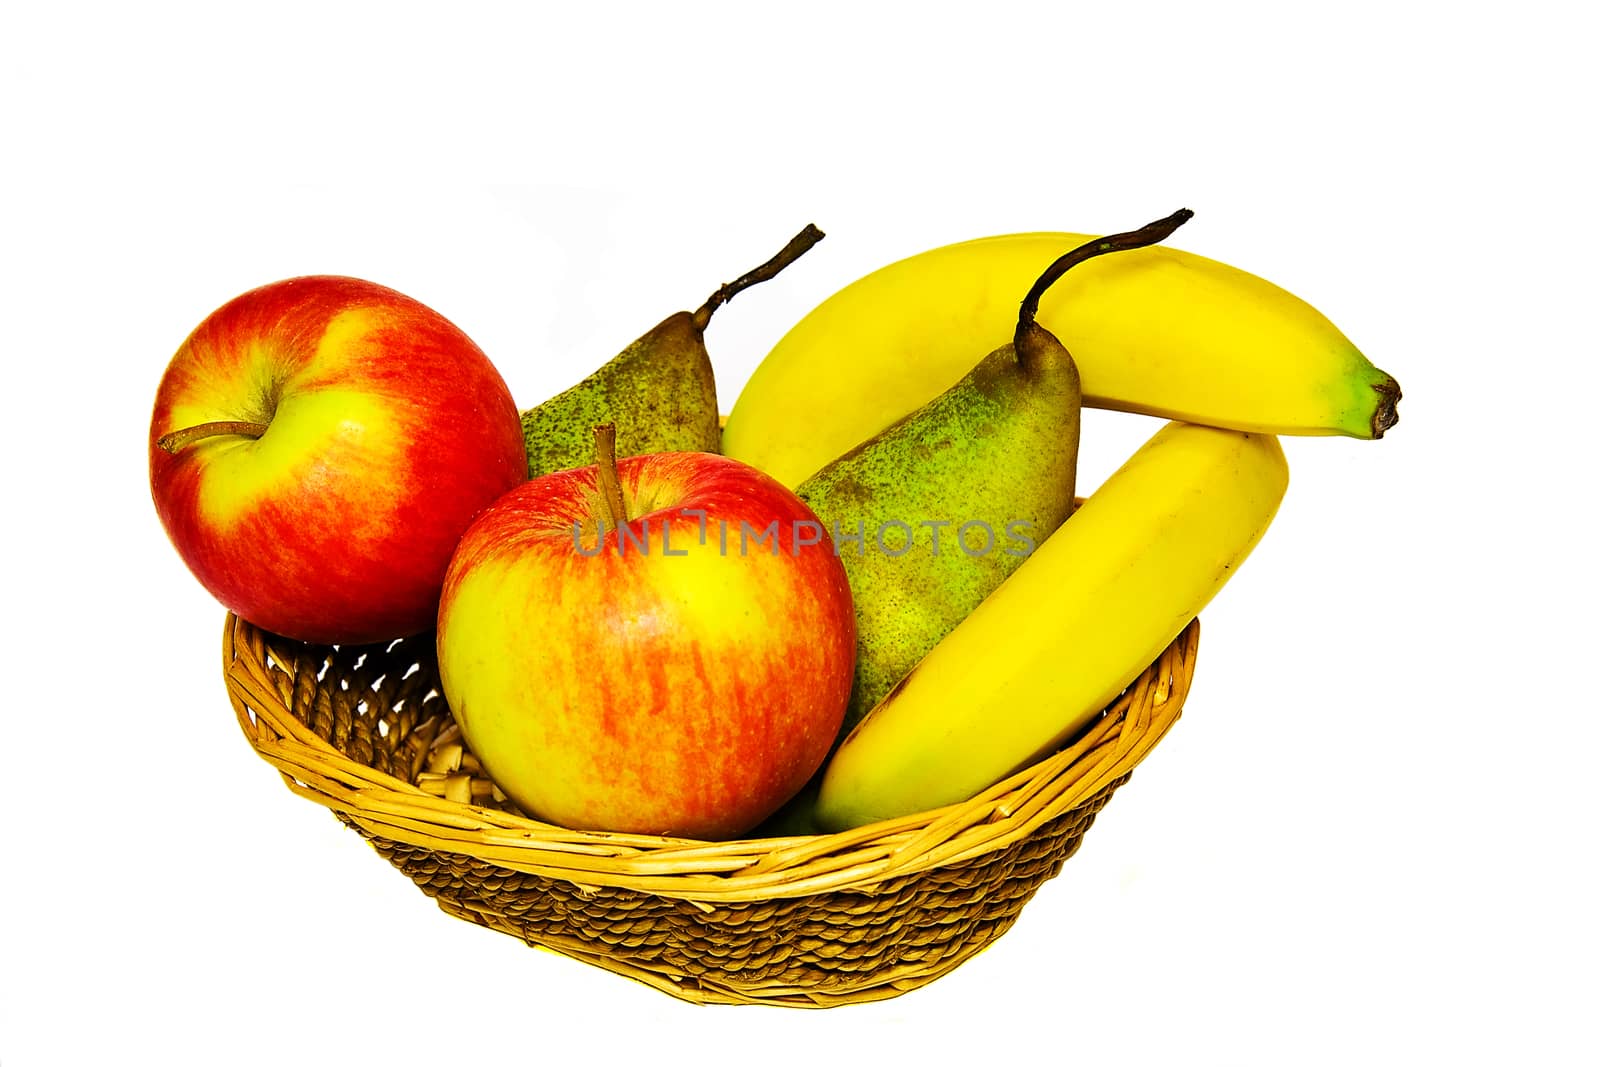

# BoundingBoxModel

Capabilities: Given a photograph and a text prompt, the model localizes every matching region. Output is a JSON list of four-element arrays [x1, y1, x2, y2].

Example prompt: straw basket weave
[[223, 609, 1199, 1007]]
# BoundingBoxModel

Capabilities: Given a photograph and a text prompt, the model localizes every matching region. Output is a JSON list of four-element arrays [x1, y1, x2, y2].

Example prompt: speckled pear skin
[[795, 322, 1082, 737], [521, 225, 826, 479], [521, 311, 720, 478]]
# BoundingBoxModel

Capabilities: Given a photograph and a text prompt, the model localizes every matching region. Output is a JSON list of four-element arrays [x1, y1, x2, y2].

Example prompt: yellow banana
[[813, 421, 1289, 832], [723, 231, 1397, 488]]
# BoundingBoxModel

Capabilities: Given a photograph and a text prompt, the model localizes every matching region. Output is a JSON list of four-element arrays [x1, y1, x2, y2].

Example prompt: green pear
[[796, 209, 1194, 741], [521, 225, 823, 478]]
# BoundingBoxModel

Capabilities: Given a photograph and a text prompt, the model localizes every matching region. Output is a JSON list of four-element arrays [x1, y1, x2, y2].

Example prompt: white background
[[3, 2, 1595, 1064]]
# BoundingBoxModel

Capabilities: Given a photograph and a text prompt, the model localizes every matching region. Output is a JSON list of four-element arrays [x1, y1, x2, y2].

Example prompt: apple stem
[[691, 224, 825, 331], [593, 423, 630, 529], [157, 420, 270, 454]]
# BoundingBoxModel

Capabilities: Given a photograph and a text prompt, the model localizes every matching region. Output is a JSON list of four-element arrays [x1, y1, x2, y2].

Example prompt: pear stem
[[592, 423, 630, 529], [691, 224, 826, 331], [157, 420, 269, 454], [1015, 208, 1195, 351]]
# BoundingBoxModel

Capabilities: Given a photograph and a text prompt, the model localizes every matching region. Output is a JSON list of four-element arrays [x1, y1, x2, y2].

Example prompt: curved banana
[[813, 421, 1289, 832], [723, 231, 1397, 488]]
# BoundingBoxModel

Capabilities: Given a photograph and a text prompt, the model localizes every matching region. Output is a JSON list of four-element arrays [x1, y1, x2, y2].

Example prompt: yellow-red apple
[[149, 275, 527, 645], [435, 430, 856, 840]]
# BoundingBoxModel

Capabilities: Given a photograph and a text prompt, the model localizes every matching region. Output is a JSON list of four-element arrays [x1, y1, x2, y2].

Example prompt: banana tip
[[1370, 376, 1401, 439]]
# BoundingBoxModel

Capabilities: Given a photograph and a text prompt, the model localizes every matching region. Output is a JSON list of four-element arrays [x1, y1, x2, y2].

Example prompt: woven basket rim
[[224, 612, 1197, 905]]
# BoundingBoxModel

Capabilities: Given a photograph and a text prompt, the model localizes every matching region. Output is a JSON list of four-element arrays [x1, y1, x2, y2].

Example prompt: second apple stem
[[593, 423, 630, 529]]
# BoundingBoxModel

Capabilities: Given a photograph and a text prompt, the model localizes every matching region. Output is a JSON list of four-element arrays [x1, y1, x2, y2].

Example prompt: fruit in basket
[[795, 210, 1194, 738], [723, 226, 1400, 487], [436, 425, 856, 840], [149, 275, 527, 645], [522, 225, 824, 478], [814, 421, 1290, 832]]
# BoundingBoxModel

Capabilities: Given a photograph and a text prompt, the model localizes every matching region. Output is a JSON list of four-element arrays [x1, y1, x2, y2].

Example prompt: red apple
[[149, 275, 527, 645], [436, 429, 856, 840]]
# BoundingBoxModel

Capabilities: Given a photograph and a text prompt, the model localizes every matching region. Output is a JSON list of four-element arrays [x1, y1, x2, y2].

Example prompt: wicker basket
[[223, 610, 1199, 1007]]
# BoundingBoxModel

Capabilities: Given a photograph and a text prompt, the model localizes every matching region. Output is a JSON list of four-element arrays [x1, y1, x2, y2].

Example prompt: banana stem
[[592, 423, 630, 529], [691, 224, 826, 331], [1015, 208, 1195, 350], [157, 420, 269, 453]]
